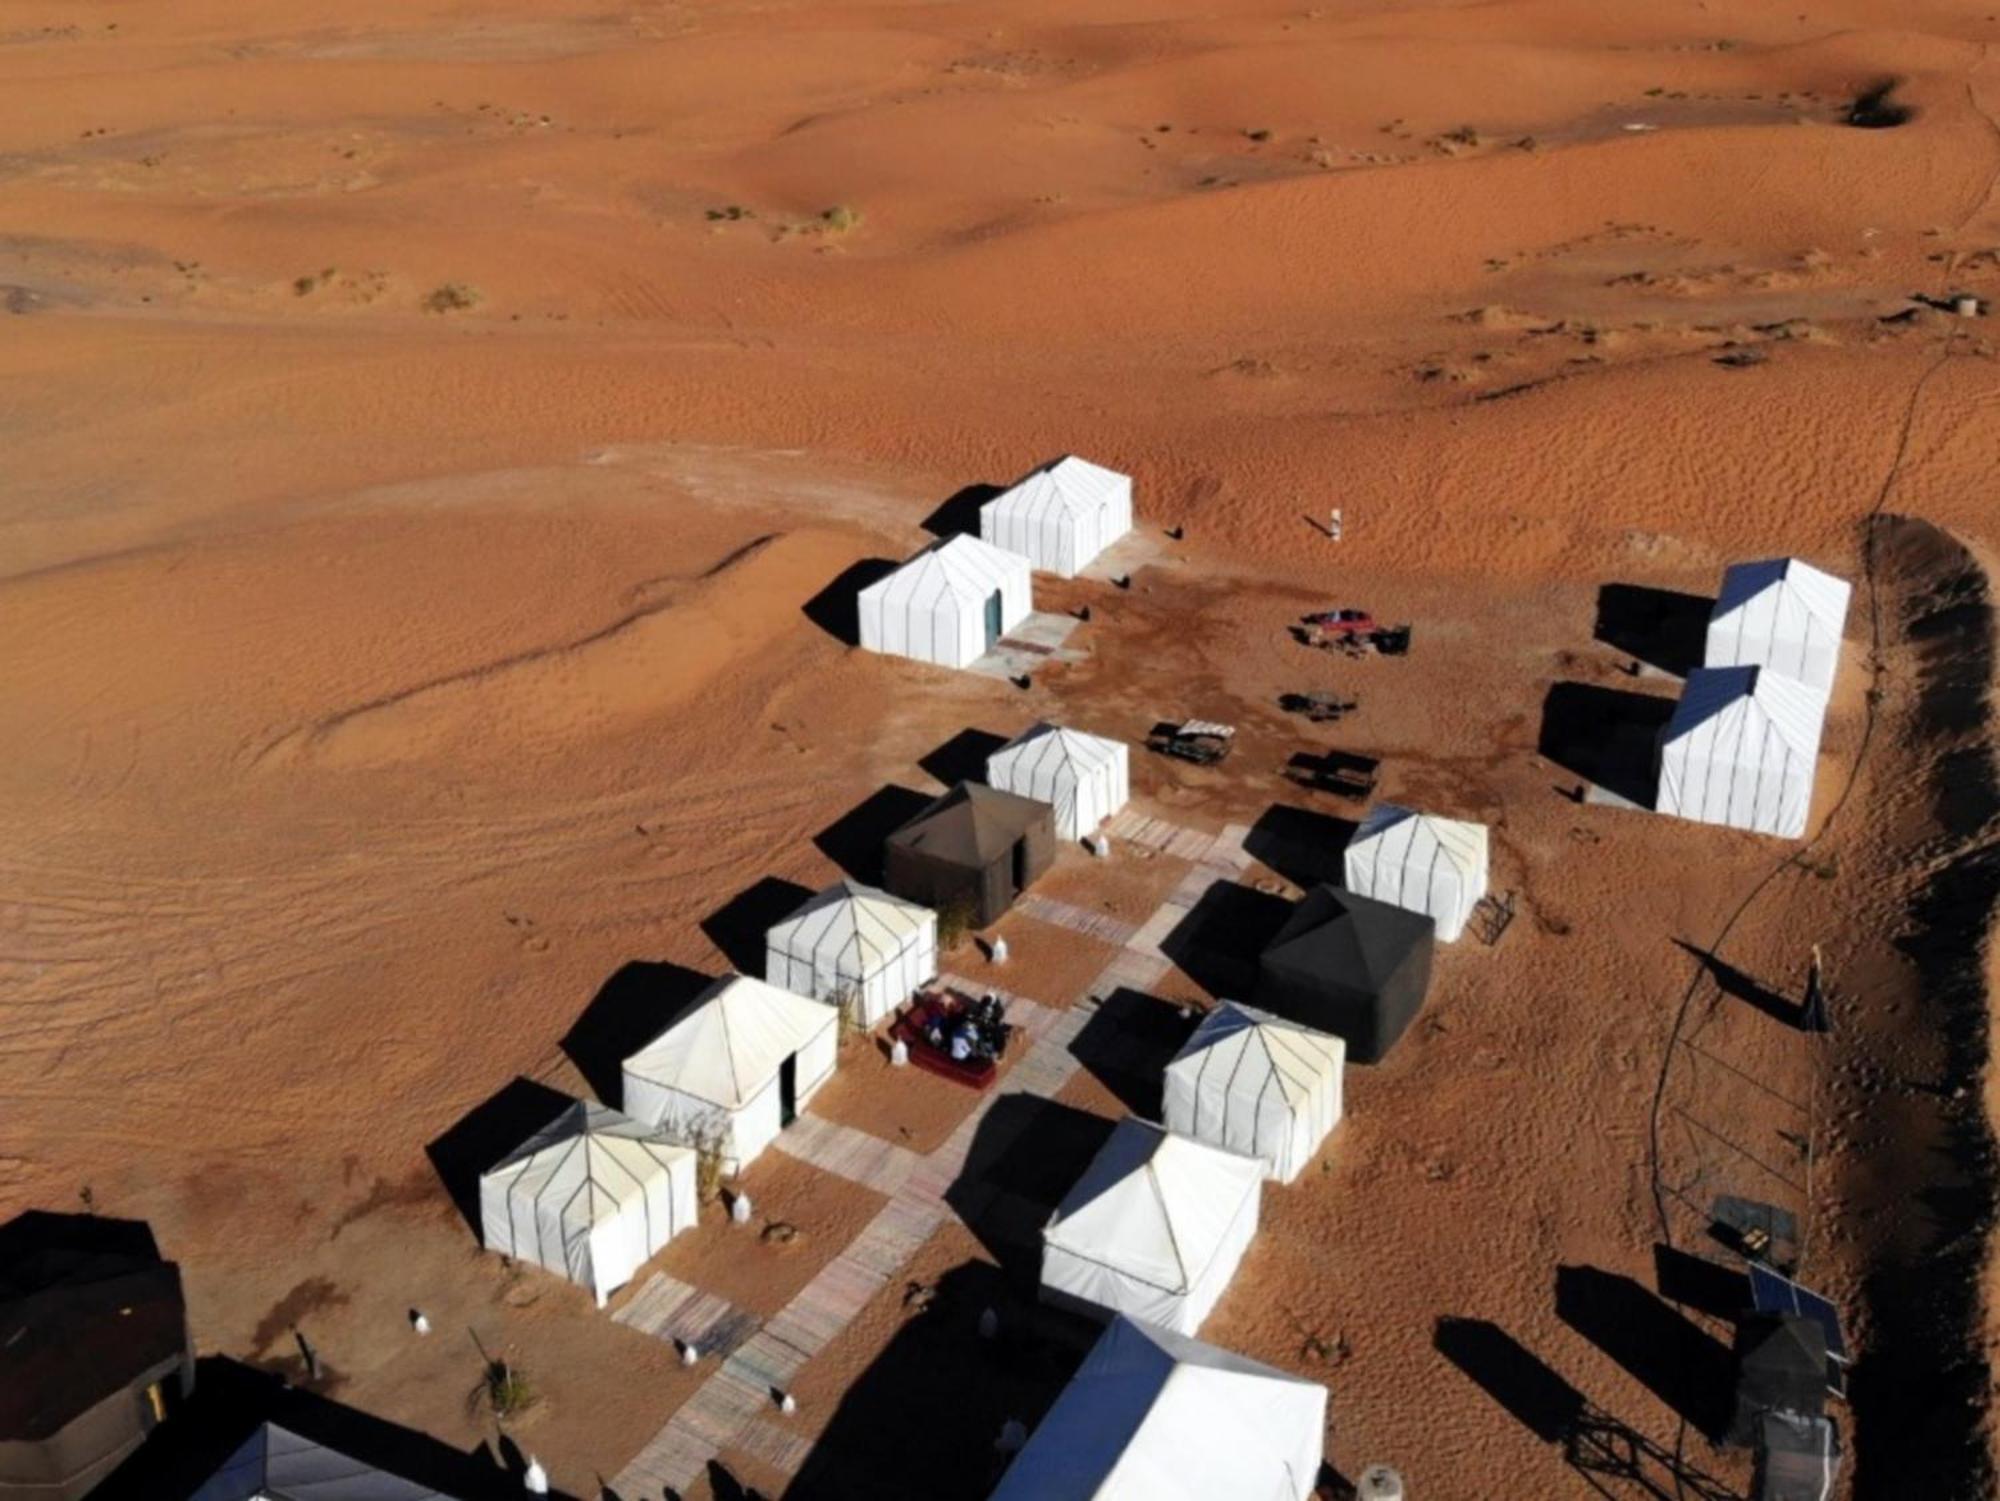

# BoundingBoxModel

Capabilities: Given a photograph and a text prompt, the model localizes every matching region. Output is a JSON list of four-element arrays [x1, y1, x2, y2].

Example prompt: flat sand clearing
[[5, 1, 2000, 1497]]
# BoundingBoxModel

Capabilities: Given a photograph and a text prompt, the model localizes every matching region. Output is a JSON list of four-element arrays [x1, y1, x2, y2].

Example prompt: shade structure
[[979, 455, 1134, 578], [190, 1423, 462, 1501], [1255, 885, 1435, 1064], [622, 976, 839, 1175], [1731, 1314, 1828, 1446], [478, 1100, 698, 1308], [1041, 1118, 1263, 1336], [1163, 1003, 1344, 1184], [991, 1315, 1328, 1501], [885, 782, 1056, 928], [857, 535, 1033, 669], [1342, 804, 1490, 943], [986, 722, 1131, 840], [764, 880, 938, 1028], [1657, 665, 1826, 839], [1707, 558, 1851, 696]]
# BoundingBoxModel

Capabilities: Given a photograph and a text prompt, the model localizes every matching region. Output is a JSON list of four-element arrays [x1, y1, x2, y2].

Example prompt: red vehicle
[[1301, 608, 1377, 636]]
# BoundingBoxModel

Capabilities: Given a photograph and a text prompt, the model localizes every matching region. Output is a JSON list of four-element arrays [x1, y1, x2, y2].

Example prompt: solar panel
[[1749, 1263, 1848, 1364]]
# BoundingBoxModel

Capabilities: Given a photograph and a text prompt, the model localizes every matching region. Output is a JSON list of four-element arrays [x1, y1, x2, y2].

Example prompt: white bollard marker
[[890, 1037, 910, 1068], [523, 1457, 549, 1495], [978, 1307, 999, 1340], [731, 1193, 753, 1225], [411, 1311, 431, 1336], [681, 1341, 701, 1367], [779, 1391, 798, 1416], [990, 936, 1009, 965]]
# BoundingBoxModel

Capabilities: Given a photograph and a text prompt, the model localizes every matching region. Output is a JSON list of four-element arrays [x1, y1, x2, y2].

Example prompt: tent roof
[[989, 722, 1124, 785], [993, 1315, 1324, 1501], [623, 976, 837, 1110], [987, 455, 1130, 522], [859, 534, 1026, 610], [1045, 1118, 1264, 1295], [888, 781, 1051, 867], [1712, 558, 1851, 632], [1347, 803, 1487, 877], [0, 1216, 186, 1441], [481, 1100, 693, 1226], [766, 880, 932, 970], [1166, 1002, 1344, 1112], [1261, 885, 1434, 989], [191, 1423, 460, 1501], [1664, 665, 1825, 757], [1740, 1314, 1827, 1380]]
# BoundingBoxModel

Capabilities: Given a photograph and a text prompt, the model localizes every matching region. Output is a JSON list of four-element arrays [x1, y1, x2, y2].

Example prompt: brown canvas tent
[[884, 782, 1055, 928], [0, 1213, 194, 1501]]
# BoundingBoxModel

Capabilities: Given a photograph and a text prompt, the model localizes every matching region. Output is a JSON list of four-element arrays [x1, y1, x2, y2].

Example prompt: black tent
[[0, 1213, 194, 1501], [1731, 1314, 1827, 1446], [885, 782, 1056, 928], [1254, 885, 1434, 1063]]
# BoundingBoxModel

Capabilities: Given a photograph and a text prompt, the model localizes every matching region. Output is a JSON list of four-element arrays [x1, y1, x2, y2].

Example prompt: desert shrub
[[936, 894, 975, 952], [422, 282, 481, 313], [820, 204, 863, 233], [482, 1360, 538, 1420]]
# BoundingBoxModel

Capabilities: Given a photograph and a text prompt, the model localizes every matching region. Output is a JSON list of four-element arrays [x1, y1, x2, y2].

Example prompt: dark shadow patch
[[0, 1209, 161, 1270], [919, 728, 1012, 789], [560, 962, 714, 1107], [1673, 938, 1801, 1028], [1537, 682, 1673, 805], [946, 1097, 1116, 1279], [1554, 1264, 1733, 1441], [1653, 1244, 1751, 1322], [1159, 880, 1293, 999], [1594, 583, 1712, 677], [814, 785, 934, 884], [1849, 78, 1913, 128], [803, 559, 897, 646], [701, 878, 817, 976], [423, 1077, 576, 1236], [1244, 804, 1358, 887], [921, 483, 1003, 540], [1067, 988, 1195, 1118], [789, 1260, 1093, 1500], [1434, 1317, 1585, 1444]]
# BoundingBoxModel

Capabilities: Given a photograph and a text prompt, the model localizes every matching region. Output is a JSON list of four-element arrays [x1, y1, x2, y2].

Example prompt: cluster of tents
[[1656, 558, 1852, 839]]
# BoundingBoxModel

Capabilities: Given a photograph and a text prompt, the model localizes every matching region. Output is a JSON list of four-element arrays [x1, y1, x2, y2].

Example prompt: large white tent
[[1657, 665, 1826, 839], [980, 455, 1135, 578], [622, 976, 839, 1175], [1342, 803, 1490, 943], [1163, 1002, 1344, 1184], [986, 722, 1131, 840], [1041, 1118, 1263, 1336], [764, 880, 937, 1029], [1706, 557, 1851, 696], [478, 1100, 698, 1308], [856, 535, 1032, 670], [991, 1316, 1328, 1501]]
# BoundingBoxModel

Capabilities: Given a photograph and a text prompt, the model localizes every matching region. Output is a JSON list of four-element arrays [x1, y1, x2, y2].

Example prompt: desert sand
[[5, 0, 2000, 1496]]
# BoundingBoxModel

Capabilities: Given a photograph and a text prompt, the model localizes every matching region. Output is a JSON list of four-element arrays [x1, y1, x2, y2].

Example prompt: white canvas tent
[[980, 455, 1135, 578], [477, 1100, 698, 1308], [1041, 1118, 1263, 1336], [621, 976, 839, 1175], [986, 722, 1131, 840], [1342, 804, 1490, 943], [856, 535, 1032, 670], [190, 1423, 463, 1501], [1163, 1002, 1344, 1184], [1657, 665, 1827, 839], [764, 880, 937, 1029], [1707, 557, 1851, 696], [991, 1316, 1328, 1501]]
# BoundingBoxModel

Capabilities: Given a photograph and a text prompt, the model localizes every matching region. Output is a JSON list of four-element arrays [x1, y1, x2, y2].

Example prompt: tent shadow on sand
[[1672, 938, 1803, 1028], [1434, 1317, 1586, 1445], [423, 1076, 576, 1236], [560, 960, 714, 1108], [814, 785, 935, 884], [919, 727, 1012, 788], [1243, 804, 1358, 889], [1594, 583, 1713, 677], [1536, 682, 1675, 805], [93, 1355, 553, 1501], [1554, 1264, 1734, 1442], [945, 1096, 1116, 1281], [0, 1208, 161, 1266], [787, 1259, 1094, 1501], [702, 877, 817, 975], [921, 482, 1003, 540], [802, 558, 898, 646], [1159, 880, 1295, 999], [1066, 988, 1197, 1119]]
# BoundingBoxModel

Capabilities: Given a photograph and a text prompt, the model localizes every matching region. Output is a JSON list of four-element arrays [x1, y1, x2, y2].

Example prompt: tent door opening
[[984, 589, 1004, 650], [1011, 838, 1029, 898], [779, 1053, 799, 1126]]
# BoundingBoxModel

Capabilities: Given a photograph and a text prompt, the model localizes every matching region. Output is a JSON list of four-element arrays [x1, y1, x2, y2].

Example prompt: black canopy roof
[[888, 782, 1050, 870]]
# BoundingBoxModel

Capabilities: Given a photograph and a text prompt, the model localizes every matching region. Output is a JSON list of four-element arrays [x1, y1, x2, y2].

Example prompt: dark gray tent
[[884, 782, 1055, 928], [1731, 1314, 1827, 1446], [1254, 886, 1434, 1063]]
